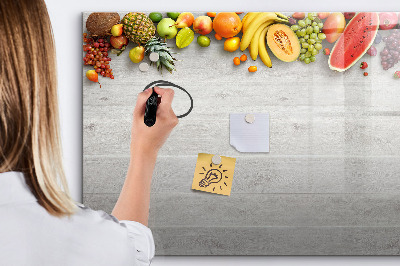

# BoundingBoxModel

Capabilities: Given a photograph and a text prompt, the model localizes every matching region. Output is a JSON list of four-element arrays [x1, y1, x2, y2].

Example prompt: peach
[[193, 16, 213, 35], [292, 12, 305, 20], [317, 12, 330, 20]]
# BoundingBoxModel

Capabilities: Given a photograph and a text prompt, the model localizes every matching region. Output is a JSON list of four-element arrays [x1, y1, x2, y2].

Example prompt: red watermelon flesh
[[329, 12, 379, 72]]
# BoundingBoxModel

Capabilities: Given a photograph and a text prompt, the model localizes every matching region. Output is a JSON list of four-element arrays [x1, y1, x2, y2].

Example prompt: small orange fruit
[[240, 54, 247, 62], [248, 66, 257, 72], [224, 37, 240, 52], [233, 57, 240, 65], [214, 33, 222, 40], [207, 12, 216, 18], [213, 12, 242, 38]]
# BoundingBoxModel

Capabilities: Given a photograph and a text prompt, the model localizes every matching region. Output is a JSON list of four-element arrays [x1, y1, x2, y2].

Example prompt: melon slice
[[329, 12, 379, 72], [267, 24, 300, 62]]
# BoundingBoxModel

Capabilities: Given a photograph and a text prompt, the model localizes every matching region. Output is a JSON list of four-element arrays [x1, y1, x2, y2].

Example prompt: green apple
[[129, 46, 145, 63], [157, 18, 177, 39]]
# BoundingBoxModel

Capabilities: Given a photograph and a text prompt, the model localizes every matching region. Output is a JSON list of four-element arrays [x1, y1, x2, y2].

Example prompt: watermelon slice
[[329, 12, 379, 72]]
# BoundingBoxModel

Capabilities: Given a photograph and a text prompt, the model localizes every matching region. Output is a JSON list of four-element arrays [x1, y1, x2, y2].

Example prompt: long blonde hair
[[0, 0, 76, 216]]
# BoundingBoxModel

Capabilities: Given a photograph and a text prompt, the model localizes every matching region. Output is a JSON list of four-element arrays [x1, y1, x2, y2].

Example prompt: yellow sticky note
[[191, 153, 236, 196]]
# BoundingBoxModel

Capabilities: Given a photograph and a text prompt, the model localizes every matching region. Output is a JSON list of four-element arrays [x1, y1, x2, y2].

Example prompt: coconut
[[86, 12, 120, 36]]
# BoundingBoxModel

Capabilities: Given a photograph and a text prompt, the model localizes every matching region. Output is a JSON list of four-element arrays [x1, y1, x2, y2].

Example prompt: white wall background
[[46, 0, 400, 264]]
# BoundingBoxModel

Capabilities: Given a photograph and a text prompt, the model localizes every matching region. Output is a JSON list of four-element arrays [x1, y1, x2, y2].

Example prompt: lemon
[[176, 27, 194, 49], [224, 37, 240, 52], [197, 36, 211, 47]]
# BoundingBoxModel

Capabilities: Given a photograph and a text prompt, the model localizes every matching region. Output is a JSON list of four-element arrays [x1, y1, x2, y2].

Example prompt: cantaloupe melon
[[266, 24, 300, 62]]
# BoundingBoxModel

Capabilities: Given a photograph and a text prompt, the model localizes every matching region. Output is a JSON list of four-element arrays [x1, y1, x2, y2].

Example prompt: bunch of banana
[[240, 12, 288, 67]]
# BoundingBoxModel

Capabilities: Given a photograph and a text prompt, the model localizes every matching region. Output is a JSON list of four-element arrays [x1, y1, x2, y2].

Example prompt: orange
[[248, 66, 257, 72], [240, 54, 247, 61], [233, 57, 240, 65], [214, 33, 222, 40], [224, 37, 240, 52], [207, 12, 216, 18], [213, 12, 242, 38]]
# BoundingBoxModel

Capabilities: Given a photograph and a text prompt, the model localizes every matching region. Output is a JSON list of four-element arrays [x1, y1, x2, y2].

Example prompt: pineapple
[[145, 37, 176, 73], [122, 12, 156, 45]]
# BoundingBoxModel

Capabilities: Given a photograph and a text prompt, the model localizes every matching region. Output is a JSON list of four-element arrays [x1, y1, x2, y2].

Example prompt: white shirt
[[0, 171, 155, 266]]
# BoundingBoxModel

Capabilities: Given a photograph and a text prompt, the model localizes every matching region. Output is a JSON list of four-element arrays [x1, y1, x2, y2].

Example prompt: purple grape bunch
[[380, 29, 400, 70]]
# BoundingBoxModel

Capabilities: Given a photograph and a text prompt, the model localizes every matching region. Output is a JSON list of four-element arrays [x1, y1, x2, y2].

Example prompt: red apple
[[110, 35, 128, 49], [318, 12, 330, 20], [323, 12, 346, 43], [111, 24, 123, 37], [379, 12, 398, 30], [193, 16, 213, 35], [86, 70, 98, 82]]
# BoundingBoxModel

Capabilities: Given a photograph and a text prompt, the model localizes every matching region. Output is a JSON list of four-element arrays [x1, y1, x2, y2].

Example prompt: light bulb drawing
[[198, 163, 229, 191]]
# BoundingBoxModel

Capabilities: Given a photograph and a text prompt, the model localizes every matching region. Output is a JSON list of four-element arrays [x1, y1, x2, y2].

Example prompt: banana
[[249, 21, 274, 60], [240, 12, 280, 51], [242, 12, 259, 33], [258, 26, 272, 68], [275, 12, 289, 20], [241, 13, 250, 32]]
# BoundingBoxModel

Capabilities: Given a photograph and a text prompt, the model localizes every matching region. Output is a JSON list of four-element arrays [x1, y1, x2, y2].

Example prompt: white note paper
[[229, 113, 270, 153]]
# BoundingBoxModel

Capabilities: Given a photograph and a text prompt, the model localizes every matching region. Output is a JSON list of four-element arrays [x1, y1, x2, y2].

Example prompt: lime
[[167, 12, 180, 21], [149, 12, 163, 23], [176, 27, 194, 49], [197, 35, 210, 47]]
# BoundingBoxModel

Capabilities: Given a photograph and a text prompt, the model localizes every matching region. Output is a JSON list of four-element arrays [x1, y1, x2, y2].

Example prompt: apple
[[323, 12, 346, 43], [111, 24, 123, 37], [129, 46, 145, 63], [110, 35, 128, 49], [157, 18, 178, 39], [379, 12, 398, 30], [193, 16, 213, 35]]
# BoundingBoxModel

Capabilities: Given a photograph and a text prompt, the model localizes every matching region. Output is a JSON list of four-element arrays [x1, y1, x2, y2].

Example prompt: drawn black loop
[[143, 80, 193, 119]]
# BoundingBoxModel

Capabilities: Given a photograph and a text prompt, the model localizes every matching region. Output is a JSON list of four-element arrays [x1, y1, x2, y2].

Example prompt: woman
[[0, 0, 178, 265]]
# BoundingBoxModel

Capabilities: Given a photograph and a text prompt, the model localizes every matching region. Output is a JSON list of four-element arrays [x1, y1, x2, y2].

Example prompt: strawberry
[[360, 62, 368, 69]]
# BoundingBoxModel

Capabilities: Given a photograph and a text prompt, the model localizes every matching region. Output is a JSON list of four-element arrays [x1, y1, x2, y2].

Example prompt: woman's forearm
[[111, 148, 157, 226], [112, 87, 177, 225]]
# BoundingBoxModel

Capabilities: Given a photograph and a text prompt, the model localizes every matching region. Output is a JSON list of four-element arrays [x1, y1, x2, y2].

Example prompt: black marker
[[144, 88, 158, 127]]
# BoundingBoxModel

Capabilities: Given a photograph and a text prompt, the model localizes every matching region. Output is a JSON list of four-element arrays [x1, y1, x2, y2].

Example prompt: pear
[[157, 18, 177, 39], [174, 12, 194, 28], [129, 46, 145, 63], [111, 24, 123, 37], [86, 70, 98, 82]]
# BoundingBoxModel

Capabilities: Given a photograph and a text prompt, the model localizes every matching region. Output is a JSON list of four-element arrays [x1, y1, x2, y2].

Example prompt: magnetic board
[[82, 12, 400, 255]]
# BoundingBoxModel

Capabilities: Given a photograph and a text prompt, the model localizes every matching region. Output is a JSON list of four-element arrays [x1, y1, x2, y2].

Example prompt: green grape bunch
[[291, 12, 327, 64]]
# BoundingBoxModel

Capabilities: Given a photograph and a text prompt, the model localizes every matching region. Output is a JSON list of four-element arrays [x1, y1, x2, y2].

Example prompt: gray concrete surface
[[82, 12, 400, 255]]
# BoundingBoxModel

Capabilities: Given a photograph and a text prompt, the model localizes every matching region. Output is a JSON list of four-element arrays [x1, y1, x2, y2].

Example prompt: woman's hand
[[130, 87, 179, 156], [112, 87, 178, 225]]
